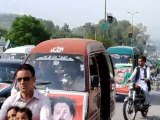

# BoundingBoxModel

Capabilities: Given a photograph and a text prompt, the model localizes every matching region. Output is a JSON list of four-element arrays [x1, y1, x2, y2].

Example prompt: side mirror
[[91, 75, 100, 88]]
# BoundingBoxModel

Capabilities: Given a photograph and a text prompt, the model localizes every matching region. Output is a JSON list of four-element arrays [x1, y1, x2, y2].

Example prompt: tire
[[141, 108, 148, 117], [123, 99, 136, 120]]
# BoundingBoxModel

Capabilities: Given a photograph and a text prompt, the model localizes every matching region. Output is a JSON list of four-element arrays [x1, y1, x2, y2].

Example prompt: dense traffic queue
[[0, 38, 117, 120]]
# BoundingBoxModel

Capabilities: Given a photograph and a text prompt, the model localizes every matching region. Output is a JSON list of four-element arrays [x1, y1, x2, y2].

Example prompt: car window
[[0, 62, 21, 82]]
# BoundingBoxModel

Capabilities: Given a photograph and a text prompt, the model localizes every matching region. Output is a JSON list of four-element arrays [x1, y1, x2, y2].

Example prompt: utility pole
[[105, 0, 107, 22], [104, 0, 107, 40], [127, 12, 139, 46]]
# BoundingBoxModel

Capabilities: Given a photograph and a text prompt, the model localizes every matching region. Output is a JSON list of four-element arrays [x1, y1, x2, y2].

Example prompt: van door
[[106, 55, 116, 118], [88, 53, 111, 120], [88, 55, 101, 120], [95, 53, 111, 120]]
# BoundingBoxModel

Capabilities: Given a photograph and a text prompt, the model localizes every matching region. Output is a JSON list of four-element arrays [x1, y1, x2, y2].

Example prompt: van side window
[[89, 57, 99, 76], [89, 56, 100, 89], [106, 55, 114, 78], [89, 53, 111, 90]]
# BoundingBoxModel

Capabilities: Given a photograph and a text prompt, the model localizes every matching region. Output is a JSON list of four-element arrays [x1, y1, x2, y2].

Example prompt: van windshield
[[25, 53, 85, 91], [110, 54, 131, 64]]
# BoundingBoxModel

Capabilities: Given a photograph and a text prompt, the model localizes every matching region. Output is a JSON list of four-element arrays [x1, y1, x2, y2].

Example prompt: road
[[112, 90, 160, 120]]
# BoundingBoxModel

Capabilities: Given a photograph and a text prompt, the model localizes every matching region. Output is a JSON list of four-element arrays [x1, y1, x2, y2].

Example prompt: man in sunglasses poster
[[0, 64, 52, 120]]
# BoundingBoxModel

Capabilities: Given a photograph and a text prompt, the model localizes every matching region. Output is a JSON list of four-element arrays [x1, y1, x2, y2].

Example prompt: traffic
[[0, 0, 160, 119], [0, 37, 159, 120]]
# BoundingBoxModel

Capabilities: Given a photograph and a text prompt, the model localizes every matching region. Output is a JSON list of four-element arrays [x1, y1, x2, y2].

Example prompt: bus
[[107, 46, 140, 95]]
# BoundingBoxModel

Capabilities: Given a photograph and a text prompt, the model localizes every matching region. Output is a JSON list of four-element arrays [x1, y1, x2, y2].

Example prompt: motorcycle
[[123, 81, 150, 120]]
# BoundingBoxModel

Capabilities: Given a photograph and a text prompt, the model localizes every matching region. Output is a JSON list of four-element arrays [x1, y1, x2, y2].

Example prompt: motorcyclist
[[129, 56, 151, 107]]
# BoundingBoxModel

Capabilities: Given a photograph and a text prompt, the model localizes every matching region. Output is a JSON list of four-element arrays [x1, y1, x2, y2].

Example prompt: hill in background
[[0, 13, 18, 30]]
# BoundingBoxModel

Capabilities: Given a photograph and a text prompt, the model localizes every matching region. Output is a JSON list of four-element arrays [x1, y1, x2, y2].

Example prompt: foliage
[[7, 15, 50, 46], [51, 23, 81, 38], [1, 13, 150, 48], [0, 27, 7, 37], [39, 19, 55, 36]]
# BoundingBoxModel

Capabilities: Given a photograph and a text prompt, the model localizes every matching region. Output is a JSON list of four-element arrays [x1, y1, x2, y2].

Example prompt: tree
[[39, 19, 55, 36], [0, 27, 7, 37], [72, 26, 85, 38], [82, 22, 96, 39], [135, 23, 150, 44], [62, 23, 71, 33], [7, 15, 50, 46]]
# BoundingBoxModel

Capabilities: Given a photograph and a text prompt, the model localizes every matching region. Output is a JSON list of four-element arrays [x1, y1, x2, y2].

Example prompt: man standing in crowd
[[0, 64, 52, 120]]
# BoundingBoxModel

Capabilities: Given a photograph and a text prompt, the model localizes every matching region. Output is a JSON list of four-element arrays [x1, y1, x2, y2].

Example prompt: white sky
[[0, 0, 160, 40]]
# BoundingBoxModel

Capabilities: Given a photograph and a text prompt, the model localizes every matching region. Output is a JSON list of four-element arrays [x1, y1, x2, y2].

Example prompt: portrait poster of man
[[47, 91, 87, 120]]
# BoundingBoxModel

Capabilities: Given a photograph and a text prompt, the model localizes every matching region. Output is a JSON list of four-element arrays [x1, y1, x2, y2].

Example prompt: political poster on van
[[47, 91, 88, 120], [114, 63, 132, 85]]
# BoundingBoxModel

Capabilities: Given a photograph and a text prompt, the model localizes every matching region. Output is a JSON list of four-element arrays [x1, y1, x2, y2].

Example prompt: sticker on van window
[[50, 47, 64, 53], [111, 54, 120, 59], [36, 55, 74, 61], [53, 61, 60, 65], [80, 64, 84, 71]]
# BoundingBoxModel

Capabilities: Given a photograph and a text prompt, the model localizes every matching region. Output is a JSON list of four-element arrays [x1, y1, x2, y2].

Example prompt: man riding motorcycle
[[129, 56, 151, 107]]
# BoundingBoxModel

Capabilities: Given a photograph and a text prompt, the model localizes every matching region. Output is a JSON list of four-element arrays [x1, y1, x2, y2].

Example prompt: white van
[[2, 45, 35, 59]]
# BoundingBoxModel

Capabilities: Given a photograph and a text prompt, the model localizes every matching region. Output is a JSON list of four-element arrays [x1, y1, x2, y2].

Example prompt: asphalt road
[[112, 90, 160, 120]]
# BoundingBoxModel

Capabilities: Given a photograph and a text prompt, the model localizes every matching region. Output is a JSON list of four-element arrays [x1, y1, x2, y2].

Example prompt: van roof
[[107, 46, 139, 55], [4, 45, 35, 54], [31, 38, 106, 56]]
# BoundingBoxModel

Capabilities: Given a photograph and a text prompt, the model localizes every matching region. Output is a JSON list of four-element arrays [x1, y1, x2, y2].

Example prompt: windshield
[[2, 53, 26, 59], [0, 63, 20, 82], [110, 54, 131, 64], [25, 53, 85, 92]]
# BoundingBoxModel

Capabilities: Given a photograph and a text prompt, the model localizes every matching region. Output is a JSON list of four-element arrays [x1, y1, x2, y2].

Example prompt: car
[[0, 59, 23, 108], [107, 46, 140, 96], [2, 45, 35, 59]]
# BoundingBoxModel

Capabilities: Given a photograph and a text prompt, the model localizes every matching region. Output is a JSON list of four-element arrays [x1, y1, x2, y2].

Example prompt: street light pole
[[105, 0, 107, 22], [127, 12, 139, 46], [104, 0, 107, 40]]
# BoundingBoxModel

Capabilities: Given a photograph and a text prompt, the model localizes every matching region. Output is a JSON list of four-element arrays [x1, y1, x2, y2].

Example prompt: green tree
[[83, 22, 96, 39], [60, 23, 72, 37], [39, 19, 55, 36], [51, 23, 76, 38], [107, 20, 130, 45], [72, 26, 85, 38], [0, 27, 8, 37], [62, 23, 71, 33], [7, 15, 50, 46]]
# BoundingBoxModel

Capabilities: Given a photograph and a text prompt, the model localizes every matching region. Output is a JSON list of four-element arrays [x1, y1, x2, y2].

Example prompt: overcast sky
[[0, 0, 160, 40]]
